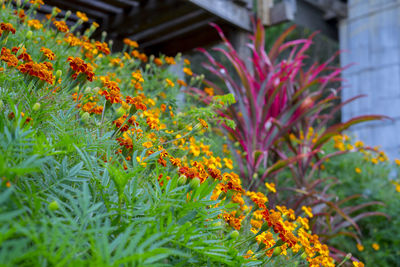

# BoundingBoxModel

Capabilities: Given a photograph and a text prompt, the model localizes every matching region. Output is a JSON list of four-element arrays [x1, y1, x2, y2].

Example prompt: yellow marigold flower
[[395, 159, 400, 165], [301, 206, 313, 218], [355, 167, 362, 174], [92, 21, 99, 28], [223, 158, 233, 170], [265, 182, 276, 193], [165, 78, 174, 87], [372, 243, 380, 250], [136, 156, 147, 167], [355, 141, 364, 148], [76, 11, 89, 22], [371, 158, 378, 164], [27, 19, 43, 30], [142, 141, 153, 148], [353, 261, 365, 267], [347, 144, 354, 150], [357, 243, 364, 251], [183, 67, 192, 76], [243, 250, 255, 259], [198, 118, 208, 129], [396, 185, 400, 192]]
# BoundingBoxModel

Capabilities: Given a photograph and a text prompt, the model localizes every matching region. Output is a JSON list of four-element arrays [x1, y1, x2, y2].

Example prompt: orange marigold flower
[[76, 11, 89, 22], [95, 41, 110, 55], [183, 67, 193, 76], [0, 22, 16, 34], [53, 20, 69, 33], [123, 38, 139, 48], [30, 0, 44, 7], [355, 167, 361, 174], [353, 261, 365, 267], [27, 19, 43, 30], [372, 243, 380, 250], [14, 9, 26, 22], [142, 141, 153, 148], [357, 243, 364, 251], [154, 58, 163, 66], [1, 47, 18, 67], [40, 47, 56, 60], [165, 78, 174, 87], [204, 87, 214, 96], [165, 56, 176, 65], [67, 56, 94, 81], [184, 58, 190, 65], [177, 79, 187, 87], [18, 61, 55, 84]]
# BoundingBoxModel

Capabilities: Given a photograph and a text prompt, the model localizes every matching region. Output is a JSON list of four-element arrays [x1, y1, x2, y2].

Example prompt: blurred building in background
[[340, 0, 400, 158]]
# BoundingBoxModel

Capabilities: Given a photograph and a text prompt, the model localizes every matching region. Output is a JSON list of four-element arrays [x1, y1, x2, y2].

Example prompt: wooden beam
[[139, 18, 216, 48], [257, 0, 273, 25], [269, 1, 295, 25], [114, 2, 196, 37], [188, 0, 251, 31], [129, 9, 207, 40]]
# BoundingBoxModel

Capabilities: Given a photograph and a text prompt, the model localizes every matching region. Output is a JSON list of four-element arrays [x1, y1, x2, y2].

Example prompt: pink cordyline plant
[[191, 20, 385, 192]]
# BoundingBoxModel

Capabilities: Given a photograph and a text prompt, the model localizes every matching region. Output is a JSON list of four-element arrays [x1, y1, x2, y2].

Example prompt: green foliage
[[322, 145, 400, 266]]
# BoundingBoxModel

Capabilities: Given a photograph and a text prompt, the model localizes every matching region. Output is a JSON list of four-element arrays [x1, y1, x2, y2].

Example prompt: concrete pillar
[[340, 0, 400, 158]]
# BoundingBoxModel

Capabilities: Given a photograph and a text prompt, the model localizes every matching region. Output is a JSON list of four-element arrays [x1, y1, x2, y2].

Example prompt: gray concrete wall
[[340, 0, 400, 158]]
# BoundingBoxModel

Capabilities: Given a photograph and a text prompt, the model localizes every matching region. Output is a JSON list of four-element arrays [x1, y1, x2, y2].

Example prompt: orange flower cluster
[[76, 11, 89, 22], [18, 61, 55, 84], [95, 41, 110, 55], [40, 47, 56, 60], [53, 20, 69, 33], [123, 38, 139, 48], [1, 47, 18, 67], [131, 50, 147, 62], [223, 211, 245, 230], [67, 56, 94, 81], [11, 47, 32, 62], [99, 78, 122, 104], [26, 19, 43, 30], [30, 0, 44, 8], [0, 22, 16, 36], [14, 9, 26, 22]]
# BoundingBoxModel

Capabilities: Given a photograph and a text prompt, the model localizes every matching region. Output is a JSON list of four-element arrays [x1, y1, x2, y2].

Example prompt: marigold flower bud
[[116, 106, 125, 117], [48, 200, 59, 211], [84, 87, 91, 94], [65, 10, 72, 19], [81, 112, 90, 123], [25, 30, 32, 39], [177, 175, 187, 185], [189, 177, 201, 189], [230, 230, 239, 239], [55, 70, 62, 79], [32, 102, 41, 111]]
